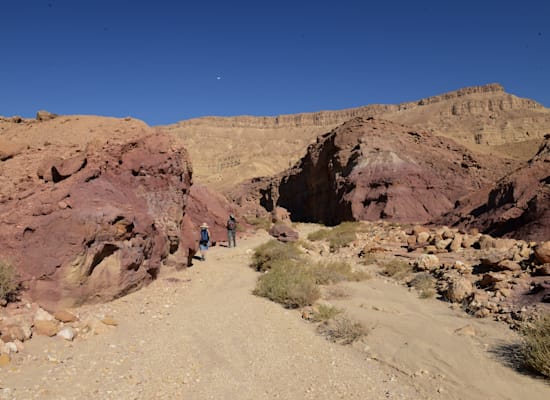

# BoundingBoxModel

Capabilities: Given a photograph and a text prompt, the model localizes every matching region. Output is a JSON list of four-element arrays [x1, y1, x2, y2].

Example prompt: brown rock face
[[0, 133, 193, 310], [248, 117, 509, 225], [437, 135, 550, 241]]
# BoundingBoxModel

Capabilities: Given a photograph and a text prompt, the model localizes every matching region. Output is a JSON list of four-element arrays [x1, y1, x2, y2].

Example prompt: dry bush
[[323, 285, 351, 300], [308, 261, 369, 285], [307, 222, 366, 252], [381, 258, 413, 280], [521, 315, 550, 378], [253, 263, 320, 308], [410, 272, 437, 299], [310, 304, 342, 322], [243, 214, 272, 231], [251, 240, 303, 272], [0, 259, 17, 303], [317, 315, 368, 345]]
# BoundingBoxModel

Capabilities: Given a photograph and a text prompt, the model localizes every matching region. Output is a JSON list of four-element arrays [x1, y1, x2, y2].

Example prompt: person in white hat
[[199, 222, 210, 261]]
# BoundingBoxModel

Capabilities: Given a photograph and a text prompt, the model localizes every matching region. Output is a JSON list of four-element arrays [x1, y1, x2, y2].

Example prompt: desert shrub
[[410, 272, 436, 299], [308, 261, 370, 285], [323, 285, 350, 300], [0, 259, 17, 303], [521, 315, 550, 378], [307, 222, 366, 251], [251, 240, 303, 272], [243, 214, 272, 231], [317, 315, 368, 345], [253, 263, 320, 308], [381, 258, 413, 280], [310, 304, 342, 322]]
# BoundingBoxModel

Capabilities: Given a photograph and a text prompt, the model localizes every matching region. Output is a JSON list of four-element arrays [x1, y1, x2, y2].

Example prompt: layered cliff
[[162, 84, 550, 191]]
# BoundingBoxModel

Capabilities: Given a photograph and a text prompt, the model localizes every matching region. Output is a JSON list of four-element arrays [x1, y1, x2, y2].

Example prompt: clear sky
[[1, 0, 548, 126]]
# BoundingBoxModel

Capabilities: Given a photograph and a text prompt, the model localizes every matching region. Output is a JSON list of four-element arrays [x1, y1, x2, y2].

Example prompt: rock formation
[[236, 117, 512, 226], [436, 134, 550, 241], [0, 133, 193, 310], [163, 84, 550, 191]]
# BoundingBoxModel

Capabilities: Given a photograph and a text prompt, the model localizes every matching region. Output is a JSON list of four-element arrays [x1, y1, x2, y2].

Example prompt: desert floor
[[1, 226, 548, 400]]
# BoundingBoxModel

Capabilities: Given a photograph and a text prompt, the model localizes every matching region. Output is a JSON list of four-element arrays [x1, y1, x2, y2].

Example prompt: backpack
[[200, 229, 209, 243], [227, 219, 236, 230]]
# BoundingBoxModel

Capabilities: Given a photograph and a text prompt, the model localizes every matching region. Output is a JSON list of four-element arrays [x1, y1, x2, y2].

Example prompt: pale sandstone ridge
[[162, 83, 550, 190]]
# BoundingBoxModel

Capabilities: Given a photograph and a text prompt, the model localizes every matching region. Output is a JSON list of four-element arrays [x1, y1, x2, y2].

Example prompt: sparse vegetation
[[307, 222, 367, 251], [253, 263, 319, 308], [317, 315, 368, 345], [250, 240, 303, 272], [521, 315, 550, 378], [381, 257, 413, 280], [308, 261, 369, 285], [243, 214, 272, 231], [410, 272, 437, 299], [310, 304, 342, 322], [0, 259, 17, 303], [323, 285, 350, 300]]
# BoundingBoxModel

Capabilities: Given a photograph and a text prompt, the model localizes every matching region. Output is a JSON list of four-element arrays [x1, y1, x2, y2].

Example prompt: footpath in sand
[[1, 229, 549, 399]]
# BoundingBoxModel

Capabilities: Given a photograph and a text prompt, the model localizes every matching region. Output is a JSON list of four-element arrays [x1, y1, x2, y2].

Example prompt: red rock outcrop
[[0, 133, 193, 310], [436, 135, 550, 241], [242, 117, 511, 226]]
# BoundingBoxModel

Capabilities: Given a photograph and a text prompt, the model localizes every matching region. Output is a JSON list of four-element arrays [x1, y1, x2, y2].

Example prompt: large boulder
[[0, 133, 193, 310]]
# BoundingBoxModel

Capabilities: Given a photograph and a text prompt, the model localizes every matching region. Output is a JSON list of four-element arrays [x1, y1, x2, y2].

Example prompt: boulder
[[445, 276, 474, 303], [534, 241, 550, 264], [0, 133, 194, 309], [414, 254, 440, 272], [36, 110, 58, 121], [269, 223, 299, 243]]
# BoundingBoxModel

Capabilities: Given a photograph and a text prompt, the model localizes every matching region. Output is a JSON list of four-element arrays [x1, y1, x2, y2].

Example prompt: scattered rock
[[54, 310, 78, 323], [33, 320, 59, 337]]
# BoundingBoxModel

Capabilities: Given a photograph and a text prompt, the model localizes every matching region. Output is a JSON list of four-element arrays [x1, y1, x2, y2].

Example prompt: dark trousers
[[228, 229, 236, 247]]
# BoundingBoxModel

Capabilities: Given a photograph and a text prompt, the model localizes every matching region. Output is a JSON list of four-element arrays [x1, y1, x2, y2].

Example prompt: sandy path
[[1, 231, 422, 400]]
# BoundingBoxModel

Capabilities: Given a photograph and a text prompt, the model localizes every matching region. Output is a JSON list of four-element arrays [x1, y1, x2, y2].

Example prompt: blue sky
[[1, 0, 548, 125]]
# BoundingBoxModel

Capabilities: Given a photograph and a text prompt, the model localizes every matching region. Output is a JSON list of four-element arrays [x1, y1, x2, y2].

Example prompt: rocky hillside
[[162, 84, 550, 191], [0, 114, 238, 310], [230, 117, 515, 226], [436, 134, 550, 241]]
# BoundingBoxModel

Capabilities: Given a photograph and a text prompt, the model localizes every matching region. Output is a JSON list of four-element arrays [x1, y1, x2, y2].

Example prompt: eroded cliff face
[[239, 117, 513, 226], [163, 84, 550, 191], [437, 135, 550, 241]]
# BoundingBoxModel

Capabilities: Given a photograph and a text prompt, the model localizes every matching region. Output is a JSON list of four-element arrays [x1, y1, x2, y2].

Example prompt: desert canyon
[[0, 83, 549, 399]]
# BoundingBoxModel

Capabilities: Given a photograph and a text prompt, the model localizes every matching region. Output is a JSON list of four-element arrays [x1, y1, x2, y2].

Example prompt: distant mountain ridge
[[162, 83, 550, 191]]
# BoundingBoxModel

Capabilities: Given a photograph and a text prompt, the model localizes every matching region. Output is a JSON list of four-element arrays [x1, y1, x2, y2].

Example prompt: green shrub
[[251, 240, 303, 272], [253, 263, 320, 308], [308, 261, 369, 285], [310, 304, 342, 322], [317, 315, 368, 345], [307, 222, 366, 252], [0, 259, 17, 303], [521, 316, 550, 378], [410, 272, 436, 299]]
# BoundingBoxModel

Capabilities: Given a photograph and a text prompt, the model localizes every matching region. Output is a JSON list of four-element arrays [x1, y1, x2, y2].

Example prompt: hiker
[[227, 214, 237, 248], [199, 222, 210, 261]]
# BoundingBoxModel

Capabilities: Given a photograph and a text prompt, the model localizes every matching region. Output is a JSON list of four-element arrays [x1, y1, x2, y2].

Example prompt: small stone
[[33, 320, 59, 337], [54, 310, 78, 323], [0, 353, 10, 367], [101, 316, 118, 326], [57, 327, 76, 341]]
